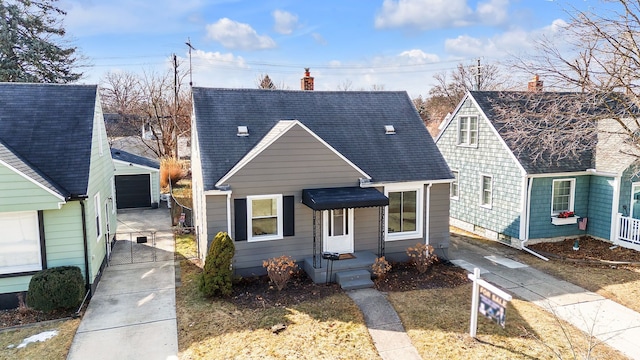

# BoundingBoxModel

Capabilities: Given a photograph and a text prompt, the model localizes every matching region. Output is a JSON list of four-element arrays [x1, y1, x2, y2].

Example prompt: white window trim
[[551, 178, 576, 215], [247, 194, 283, 242], [450, 170, 459, 200], [0, 211, 42, 275], [457, 116, 478, 147], [480, 174, 493, 209], [111, 177, 117, 214], [95, 192, 102, 241], [385, 184, 423, 241]]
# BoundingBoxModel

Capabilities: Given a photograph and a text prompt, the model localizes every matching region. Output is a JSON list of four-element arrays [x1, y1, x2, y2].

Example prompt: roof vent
[[384, 125, 396, 135], [237, 126, 249, 137]]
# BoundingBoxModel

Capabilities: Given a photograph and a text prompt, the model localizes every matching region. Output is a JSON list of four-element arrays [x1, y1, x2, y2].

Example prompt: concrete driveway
[[67, 207, 178, 360]]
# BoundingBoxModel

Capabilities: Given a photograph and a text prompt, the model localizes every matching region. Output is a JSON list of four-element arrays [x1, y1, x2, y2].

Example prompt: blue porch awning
[[302, 187, 389, 211]]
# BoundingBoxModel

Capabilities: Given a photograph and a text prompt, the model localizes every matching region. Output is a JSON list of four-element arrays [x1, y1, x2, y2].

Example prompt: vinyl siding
[[84, 96, 116, 284], [436, 98, 523, 240], [0, 164, 63, 212]]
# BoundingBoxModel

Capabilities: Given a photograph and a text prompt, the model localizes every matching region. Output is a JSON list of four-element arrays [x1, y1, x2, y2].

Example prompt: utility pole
[[185, 38, 196, 87], [173, 54, 179, 159], [474, 58, 481, 91]]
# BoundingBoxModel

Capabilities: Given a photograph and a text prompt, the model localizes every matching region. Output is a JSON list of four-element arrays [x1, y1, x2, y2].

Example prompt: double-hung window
[[0, 212, 42, 275], [458, 116, 478, 146], [247, 194, 283, 242], [552, 179, 575, 214], [386, 185, 423, 241], [94, 192, 102, 241], [450, 170, 459, 200], [480, 175, 492, 208]]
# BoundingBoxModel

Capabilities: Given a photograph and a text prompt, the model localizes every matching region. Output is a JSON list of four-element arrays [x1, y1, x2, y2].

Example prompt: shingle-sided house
[[435, 90, 640, 252], [191, 88, 453, 282], [0, 83, 116, 309]]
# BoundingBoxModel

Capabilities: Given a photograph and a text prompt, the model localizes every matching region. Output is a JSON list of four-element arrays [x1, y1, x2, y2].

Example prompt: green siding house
[[436, 90, 640, 252], [0, 83, 116, 309], [191, 88, 453, 283]]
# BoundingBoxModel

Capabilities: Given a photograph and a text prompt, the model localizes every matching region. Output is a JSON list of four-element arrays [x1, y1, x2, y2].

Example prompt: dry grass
[[388, 285, 627, 360], [176, 260, 378, 360], [514, 253, 640, 313], [176, 233, 198, 259], [0, 318, 80, 360]]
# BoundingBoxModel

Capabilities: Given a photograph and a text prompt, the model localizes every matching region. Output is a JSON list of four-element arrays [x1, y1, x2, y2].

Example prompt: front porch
[[303, 250, 377, 284]]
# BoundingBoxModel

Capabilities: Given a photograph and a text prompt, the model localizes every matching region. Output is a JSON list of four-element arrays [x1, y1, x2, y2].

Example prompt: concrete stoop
[[336, 269, 374, 290]]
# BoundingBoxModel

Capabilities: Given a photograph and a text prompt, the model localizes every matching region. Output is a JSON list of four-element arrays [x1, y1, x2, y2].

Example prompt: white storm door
[[323, 208, 354, 254], [632, 183, 640, 219]]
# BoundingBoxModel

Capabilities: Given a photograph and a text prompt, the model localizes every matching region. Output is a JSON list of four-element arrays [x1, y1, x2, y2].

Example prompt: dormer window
[[237, 126, 249, 137], [384, 125, 396, 135]]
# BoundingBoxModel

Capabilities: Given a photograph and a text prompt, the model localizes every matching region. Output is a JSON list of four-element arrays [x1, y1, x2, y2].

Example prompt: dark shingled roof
[[470, 91, 599, 174], [111, 148, 159, 169], [193, 88, 452, 189], [0, 83, 98, 198]]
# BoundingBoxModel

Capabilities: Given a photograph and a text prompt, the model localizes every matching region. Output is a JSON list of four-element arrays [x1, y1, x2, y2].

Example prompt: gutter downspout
[[520, 177, 549, 261], [425, 183, 432, 245], [79, 199, 91, 291]]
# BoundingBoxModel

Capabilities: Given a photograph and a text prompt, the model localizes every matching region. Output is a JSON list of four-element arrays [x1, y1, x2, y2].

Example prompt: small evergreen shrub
[[406, 243, 438, 274], [26, 266, 84, 312], [371, 256, 392, 281], [199, 232, 235, 297], [263, 255, 298, 291]]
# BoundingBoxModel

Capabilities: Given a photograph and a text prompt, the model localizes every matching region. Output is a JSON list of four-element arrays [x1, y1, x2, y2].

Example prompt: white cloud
[[312, 33, 327, 45], [206, 18, 276, 50], [375, 0, 511, 30], [375, 0, 472, 30], [272, 10, 299, 35], [398, 49, 440, 64]]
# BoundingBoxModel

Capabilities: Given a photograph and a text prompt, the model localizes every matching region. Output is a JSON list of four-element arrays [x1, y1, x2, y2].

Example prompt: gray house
[[191, 88, 453, 282], [0, 83, 116, 308], [436, 90, 640, 252]]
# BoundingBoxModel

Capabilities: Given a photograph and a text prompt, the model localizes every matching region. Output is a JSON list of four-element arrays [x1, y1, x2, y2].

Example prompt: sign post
[[468, 267, 512, 337]]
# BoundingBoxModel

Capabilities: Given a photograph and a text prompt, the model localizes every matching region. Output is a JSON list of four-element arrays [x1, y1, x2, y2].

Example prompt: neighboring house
[[191, 88, 453, 282], [435, 89, 640, 251], [0, 83, 116, 309], [111, 148, 160, 209]]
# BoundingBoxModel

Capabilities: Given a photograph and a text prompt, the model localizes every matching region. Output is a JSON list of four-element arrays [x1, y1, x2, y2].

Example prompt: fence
[[616, 213, 640, 251]]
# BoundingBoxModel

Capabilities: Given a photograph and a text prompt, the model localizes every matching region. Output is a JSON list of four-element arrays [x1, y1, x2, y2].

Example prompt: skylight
[[237, 126, 249, 137], [384, 125, 396, 135]]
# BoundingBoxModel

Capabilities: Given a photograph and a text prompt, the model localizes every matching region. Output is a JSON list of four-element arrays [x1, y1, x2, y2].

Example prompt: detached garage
[[111, 148, 160, 209]]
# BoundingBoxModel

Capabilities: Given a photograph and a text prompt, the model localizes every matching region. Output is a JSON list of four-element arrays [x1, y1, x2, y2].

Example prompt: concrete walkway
[[449, 233, 640, 360], [348, 288, 422, 360], [67, 208, 178, 360]]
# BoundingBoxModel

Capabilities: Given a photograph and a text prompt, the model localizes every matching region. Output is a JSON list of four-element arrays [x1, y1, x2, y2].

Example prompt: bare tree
[[100, 62, 191, 158], [256, 74, 276, 89], [502, 0, 640, 165], [337, 79, 353, 91]]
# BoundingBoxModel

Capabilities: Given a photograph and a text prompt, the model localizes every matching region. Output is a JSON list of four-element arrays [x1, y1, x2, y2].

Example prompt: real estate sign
[[468, 268, 512, 337]]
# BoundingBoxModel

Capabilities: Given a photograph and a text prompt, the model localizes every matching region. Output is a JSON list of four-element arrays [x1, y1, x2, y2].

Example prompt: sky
[[57, 0, 602, 98]]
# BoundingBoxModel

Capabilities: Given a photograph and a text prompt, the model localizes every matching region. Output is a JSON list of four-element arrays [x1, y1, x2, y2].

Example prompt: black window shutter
[[234, 198, 247, 241], [283, 195, 295, 237]]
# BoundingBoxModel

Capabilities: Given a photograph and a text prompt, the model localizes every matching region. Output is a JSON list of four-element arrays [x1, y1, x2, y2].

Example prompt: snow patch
[[16, 330, 58, 349]]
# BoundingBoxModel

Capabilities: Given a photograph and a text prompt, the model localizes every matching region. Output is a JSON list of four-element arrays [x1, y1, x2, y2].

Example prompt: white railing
[[616, 213, 640, 251]]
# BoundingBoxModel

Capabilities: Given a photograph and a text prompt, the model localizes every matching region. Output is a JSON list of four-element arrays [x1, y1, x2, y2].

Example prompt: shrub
[[26, 266, 84, 312], [199, 232, 235, 297], [406, 243, 438, 274], [160, 157, 185, 188], [263, 255, 298, 291], [371, 256, 392, 281]]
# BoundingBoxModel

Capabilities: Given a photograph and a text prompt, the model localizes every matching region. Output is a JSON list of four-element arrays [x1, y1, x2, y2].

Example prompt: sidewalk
[[67, 208, 178, 360], [449, 233, 640, 360]]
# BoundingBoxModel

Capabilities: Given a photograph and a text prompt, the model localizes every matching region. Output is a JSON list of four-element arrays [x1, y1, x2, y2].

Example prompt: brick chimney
[[301, 68, 314, 90], [528, 75, 543, 92]]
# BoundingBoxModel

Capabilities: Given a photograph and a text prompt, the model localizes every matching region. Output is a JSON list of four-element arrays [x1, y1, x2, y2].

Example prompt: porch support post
[[378, 206, 385, 257], [313, 210, 323, 268], [313, 210, 318, 268]]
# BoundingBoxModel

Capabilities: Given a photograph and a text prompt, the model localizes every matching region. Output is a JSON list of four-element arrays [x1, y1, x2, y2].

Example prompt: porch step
[[335, 270, 374, 290]]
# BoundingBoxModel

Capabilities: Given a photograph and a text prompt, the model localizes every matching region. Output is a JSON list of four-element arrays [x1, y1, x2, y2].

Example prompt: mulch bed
[[230, 260, 470, 309], [528, 237, 640, 264], [0, 308, 75, 330]]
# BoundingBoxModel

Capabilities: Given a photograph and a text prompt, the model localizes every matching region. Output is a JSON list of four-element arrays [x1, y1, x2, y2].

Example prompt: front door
[[632, 183, 640, 219], [323, 208, 354, 254]]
